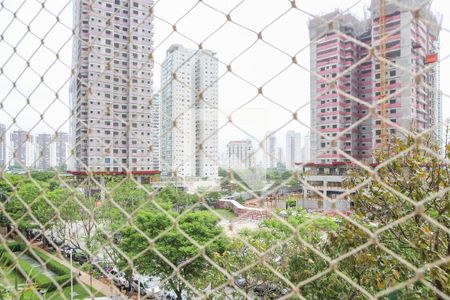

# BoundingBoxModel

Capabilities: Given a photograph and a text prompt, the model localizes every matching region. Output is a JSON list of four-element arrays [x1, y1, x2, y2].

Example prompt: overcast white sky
[[0, 0, 448, 155]]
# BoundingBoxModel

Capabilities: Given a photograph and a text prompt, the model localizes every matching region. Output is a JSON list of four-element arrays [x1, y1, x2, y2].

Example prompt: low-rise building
[[227, 140, 254, 170], [300, 162, 352, 211]]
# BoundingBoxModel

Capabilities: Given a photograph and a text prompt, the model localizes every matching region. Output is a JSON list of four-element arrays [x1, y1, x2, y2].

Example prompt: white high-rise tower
[[286, 130, 301, 169], [0, 124, 6, 168], [160, 44, 218, 178]]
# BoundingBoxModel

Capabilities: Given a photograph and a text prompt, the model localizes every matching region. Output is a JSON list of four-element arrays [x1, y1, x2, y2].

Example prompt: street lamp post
[[89, 256, 94, 299], [70, 249, 73, 300], [138, 275, 141, 300]]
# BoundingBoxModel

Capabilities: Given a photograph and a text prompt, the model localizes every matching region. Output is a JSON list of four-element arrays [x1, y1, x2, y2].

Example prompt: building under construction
[[308, 0, 441, 164]]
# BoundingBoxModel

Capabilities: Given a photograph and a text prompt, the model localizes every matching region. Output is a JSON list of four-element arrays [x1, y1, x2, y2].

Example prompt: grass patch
[[0, 264, 25, 287], [214, 208, 236, 220], [0, 246, 71, 292], [48, 283, 104, 299], [1, 244, 103, 300], [18, 283, 104, 300], [30, 247, 71, 275]]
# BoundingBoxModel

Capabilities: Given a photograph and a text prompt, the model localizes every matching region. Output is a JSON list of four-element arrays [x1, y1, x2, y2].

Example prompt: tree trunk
[[127, 278, 133, 296], [175, 288, 183, 300], [434, 279, 443, 300]]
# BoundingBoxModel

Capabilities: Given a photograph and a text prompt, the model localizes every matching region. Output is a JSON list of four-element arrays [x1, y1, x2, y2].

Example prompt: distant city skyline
[[0, 0, 448, 172], [221, 130, 311, 168], [0, 127, 69, 170], [0, 0, 450, 175]]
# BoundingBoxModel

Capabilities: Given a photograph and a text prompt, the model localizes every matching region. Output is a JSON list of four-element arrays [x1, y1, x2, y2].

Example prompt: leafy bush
[[11, 254, 53, 290], [0, 249, 15, 265], [29, 248, 71, 275], [2, 241, 24, 252], [286, 196, 296, 208], [0, 243, 73, 292], [235, 196, 244, 204]]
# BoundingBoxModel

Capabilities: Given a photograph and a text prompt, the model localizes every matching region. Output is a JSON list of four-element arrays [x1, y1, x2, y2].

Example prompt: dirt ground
[[218, 218, 261, 236]]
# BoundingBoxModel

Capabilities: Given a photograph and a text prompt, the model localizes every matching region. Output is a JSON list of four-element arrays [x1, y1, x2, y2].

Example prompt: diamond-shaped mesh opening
[[0, 0, 449, 299]]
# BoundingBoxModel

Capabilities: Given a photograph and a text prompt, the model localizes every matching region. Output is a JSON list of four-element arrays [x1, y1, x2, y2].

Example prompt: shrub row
[[0, 243, 74, 292], [0, 249, 53, 291], [0, 241, 24, 252], [29, 247, 71, 276]]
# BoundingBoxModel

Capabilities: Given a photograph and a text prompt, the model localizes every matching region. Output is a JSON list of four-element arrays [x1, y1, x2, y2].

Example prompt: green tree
[[155, 185, 197, 212], [4, 182, 41, 231], [30, 171, 56, 182], [345, 136, 450, 298], [203, 191, 222, 207], [218, 168, 227, 178], [119, 209, 226, 299], [107, 180, 150, 212]]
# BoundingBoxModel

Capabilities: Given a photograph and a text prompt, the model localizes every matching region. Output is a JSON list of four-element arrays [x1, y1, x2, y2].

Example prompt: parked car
[[42, 236, 55, 251], [131, 276, 161, 299], [234, 277, 247, 288], [61, 246, 88, 264], [163, 291, 187, 300], [60, 244, 71, 257], [108, 268, 129, 289], [103, 264, 114, 274], [164, 292, 176, 300], [253, 283, 270, 297], [113, 233, 122, 244], [60, 244, 76, 256], [253, 283, 288, 297], [90, 257, 106, 273], [50, 236, 64, 247], [26, 228, 42, 241]]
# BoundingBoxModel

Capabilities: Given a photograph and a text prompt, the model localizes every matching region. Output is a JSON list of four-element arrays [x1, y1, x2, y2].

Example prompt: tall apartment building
[[263, 132, 277, 169], [51, 132, 69, 169], [35, 134, 52, 170], [0, 124, 6, 168], [370, 0, 440, 148], [160, 44, 219, 178], [301, 132, 311, 163], [309, 1, 440, 163], [276, 147, 284, 168], [10, 131, 34, 169], [70, 0, 155, 172], [436, 89, 443, 151], [150, 93, 160, 171], [285, 130, 301, 169], [227, 140, 255, 169]]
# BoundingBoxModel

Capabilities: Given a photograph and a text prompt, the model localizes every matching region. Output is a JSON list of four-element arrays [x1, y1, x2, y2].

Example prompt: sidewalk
[[78, 271, 126, 299], [31, 244, 127, 299]]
